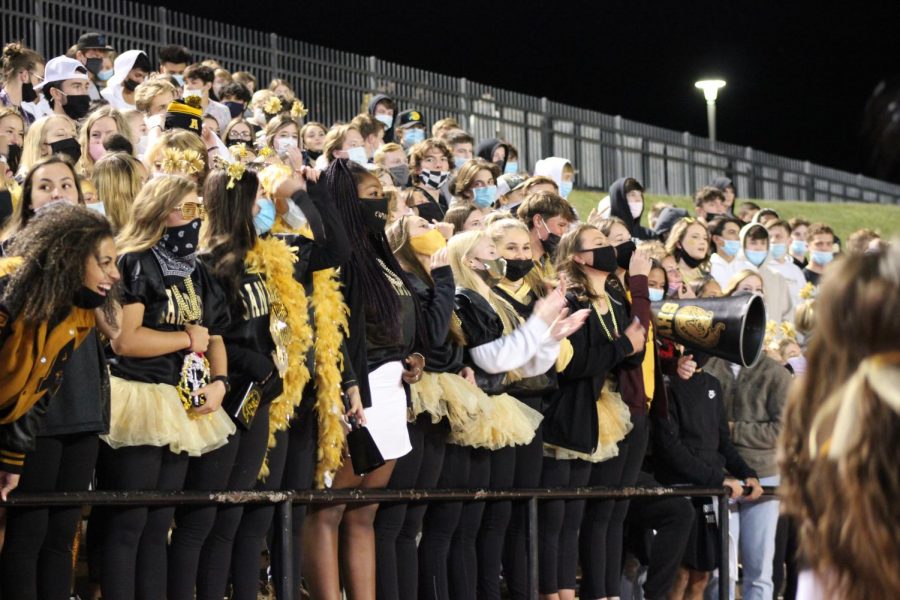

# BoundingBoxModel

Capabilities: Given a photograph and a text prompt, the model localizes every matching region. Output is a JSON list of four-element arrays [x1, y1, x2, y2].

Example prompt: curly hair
[[778, 243, 900, 600], [2, 202, 117, 323]]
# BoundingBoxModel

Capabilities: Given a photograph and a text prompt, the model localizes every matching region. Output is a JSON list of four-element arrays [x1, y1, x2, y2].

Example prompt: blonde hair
[[300, 121, 327, 144], [77, 106, 132, 177], [93, 152, 145, 232], [143, 129, 209, 184], [116, 175, 197, 255], [487, 217, 548, 298], [374, 142, 404, 166], [134, 79, 177, 114], [722, 269, 764, 296], [321, 123, 359, 163], [267, 78, 295, 100], [264, 114, 300, 149], [17, 114, 76, 177], [555, 223, 605, 302], [447, 229, 522, 337]]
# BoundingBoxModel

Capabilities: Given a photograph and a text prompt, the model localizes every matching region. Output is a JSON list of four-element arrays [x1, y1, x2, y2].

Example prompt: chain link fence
[[3, 0, 898, 203]]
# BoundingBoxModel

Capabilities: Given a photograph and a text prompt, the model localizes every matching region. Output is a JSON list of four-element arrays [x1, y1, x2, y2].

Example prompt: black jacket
[[608, 177, 656, 241], [475, 138, 509, 172], [368, 93, 395, 143], [652, 371, 757, 487], [406, 266, 463, 374], [543, 290, 642, 453]]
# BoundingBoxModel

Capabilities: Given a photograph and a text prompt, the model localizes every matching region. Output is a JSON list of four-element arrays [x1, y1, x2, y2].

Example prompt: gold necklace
[[171, 276, 202, 323], [592, 291, 619, 342]]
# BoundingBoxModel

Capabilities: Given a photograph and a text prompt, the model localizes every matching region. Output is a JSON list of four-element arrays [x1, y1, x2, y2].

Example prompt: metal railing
[[0, 484, 761, 600], [4, 0, 894, 203]]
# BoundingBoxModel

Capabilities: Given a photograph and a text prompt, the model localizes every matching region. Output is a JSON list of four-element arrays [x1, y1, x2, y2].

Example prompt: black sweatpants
[[580, 413, 650, 599], [626, 471, 695, 598], [93, 442, 189, 600], [538, 456, 592, 594], [503, 396, 545, 600], [375, 413, 447, 600], [0, 433, 99, 600], [476, 445, 516, 600], [175, 403, 270, 600]]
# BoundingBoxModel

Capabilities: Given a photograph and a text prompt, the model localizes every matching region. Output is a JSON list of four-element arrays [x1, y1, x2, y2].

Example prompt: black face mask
[[73, 286, 106, 309], [416, 200, 444, 224], [159, 220, 202, 258], [358, 197, 389, 236], [304, 149, 322, 161], [704, 212, 723, 222], [48, 137, 82, 163], [0, 190, 12, 227], [223, 101, 245, 119], [84, 57, 103, 76], [61, 94, 91, 120], [6, 143, 22, 174], [123, 78, 139, 92], [47, 137, 82, 164], [678, 248, 705, 269], [226, 138, 251, 150], [615, 240, 636, 270], [504, 258, 535, 282], [586, 245, 618, 273], [20, 81, 37, 103]]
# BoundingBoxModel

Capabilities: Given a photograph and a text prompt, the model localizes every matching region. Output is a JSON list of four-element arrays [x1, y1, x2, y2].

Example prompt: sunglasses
[[174, 202, 206, 220]]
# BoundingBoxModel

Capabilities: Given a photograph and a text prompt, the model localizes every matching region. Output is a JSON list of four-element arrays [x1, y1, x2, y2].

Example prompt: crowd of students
[[0, 33, 896, 600]]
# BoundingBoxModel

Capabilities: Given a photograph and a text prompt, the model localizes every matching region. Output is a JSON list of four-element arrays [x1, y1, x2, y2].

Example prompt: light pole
[[695, 79, 726, 143]]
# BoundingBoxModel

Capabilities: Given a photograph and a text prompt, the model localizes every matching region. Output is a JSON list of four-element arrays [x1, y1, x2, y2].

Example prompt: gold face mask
[[408, 228, 447, 256]]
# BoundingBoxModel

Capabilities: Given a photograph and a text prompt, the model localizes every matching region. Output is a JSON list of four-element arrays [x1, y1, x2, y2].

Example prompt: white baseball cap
[[36, 56, 89, 91]]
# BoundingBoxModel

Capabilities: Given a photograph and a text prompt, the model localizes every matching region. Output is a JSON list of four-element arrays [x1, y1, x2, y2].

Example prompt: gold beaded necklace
[[592, 291, 619, 342], [171, 276, 202, 323]]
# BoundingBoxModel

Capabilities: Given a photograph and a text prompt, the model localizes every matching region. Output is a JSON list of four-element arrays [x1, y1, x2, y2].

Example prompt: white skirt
[[363, 361, 412, 460]]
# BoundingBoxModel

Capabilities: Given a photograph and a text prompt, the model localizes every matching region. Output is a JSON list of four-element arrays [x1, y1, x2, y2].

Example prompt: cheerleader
[[439, 229, 587, 599], [93, 175, 235, 600], [541, 224, 646, 600], [302, 158, 426, 599], [376, 214, 456, 600], [0, 204, 120, 599]]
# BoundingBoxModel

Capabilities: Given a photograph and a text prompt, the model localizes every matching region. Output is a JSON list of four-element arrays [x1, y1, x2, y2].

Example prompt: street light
[[695, 79, 726, 143]]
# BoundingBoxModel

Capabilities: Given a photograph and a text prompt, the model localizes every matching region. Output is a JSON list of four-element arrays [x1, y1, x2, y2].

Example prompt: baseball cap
[[396, 109, 425, 130], [76, 32, 115, 52], [497, 173, 527, 197], [36, 56, 89, 91]]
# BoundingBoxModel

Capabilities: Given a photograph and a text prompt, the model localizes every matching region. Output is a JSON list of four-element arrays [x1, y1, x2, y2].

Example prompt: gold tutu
[[101, 376, 236, 456], [544, 385, 633, 462]]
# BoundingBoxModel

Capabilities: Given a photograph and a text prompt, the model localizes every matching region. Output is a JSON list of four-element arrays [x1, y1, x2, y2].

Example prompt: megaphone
[[651, 294, 766, 367]]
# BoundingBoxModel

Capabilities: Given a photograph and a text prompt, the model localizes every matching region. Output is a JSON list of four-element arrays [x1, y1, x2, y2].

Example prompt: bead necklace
[[592, 291, 619, 342], [171, 276, 202, 323]]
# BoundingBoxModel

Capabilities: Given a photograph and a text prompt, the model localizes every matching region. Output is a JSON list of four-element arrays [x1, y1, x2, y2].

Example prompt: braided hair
[[326, 159, 428, 351], [2, 202, 118, 324]]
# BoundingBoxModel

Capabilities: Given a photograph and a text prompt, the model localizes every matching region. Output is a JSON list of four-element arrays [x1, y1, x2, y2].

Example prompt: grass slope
[[568, 191, 900, 242]]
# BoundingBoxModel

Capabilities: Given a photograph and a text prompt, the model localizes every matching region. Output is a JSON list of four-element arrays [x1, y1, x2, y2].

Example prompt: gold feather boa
[[272, 216, 350, 487], [244, 236, 313, 478]]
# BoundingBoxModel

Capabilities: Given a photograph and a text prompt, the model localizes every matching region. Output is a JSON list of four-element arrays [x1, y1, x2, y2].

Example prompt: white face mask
[[628, 201, 643, 219], [135, 134, 149, 156], [347, 146, 368, 166], [275, 138, 298, 154], [282, 201, 307, 230], [374, 114, 393, 129], [183, 88, 203, 100]]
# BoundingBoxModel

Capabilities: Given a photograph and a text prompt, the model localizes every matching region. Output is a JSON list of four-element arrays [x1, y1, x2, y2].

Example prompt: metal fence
[[1, 484, 747, 600], [4, 0, 898, 204]]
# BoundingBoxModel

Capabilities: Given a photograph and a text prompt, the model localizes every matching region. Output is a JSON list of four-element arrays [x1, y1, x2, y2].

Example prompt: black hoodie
[[475, 138, 509, 172], [711, 177, 735, 215], [368, 94, 395, 143], [607, 177, 655, 241]]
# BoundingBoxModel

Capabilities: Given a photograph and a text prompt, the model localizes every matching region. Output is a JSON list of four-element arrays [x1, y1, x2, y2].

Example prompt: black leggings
[[773, 514, 800, 600], [580, 413, 649, 599], [171, 403, 270, 600], [476, 445, 516, 600], [0, 433, 98, 600], [374, 414, 447, 600], [418, 442, 470, 600], [448, 446, 490, 599], [538, 456, 592, 594], [269, 405, 318, 599], [503, 396, 544, 600], [92, 442, 189, 600]]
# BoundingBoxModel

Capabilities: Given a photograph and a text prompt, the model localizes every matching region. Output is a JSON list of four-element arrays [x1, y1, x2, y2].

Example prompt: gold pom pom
[[799, 281, 817, 300], [229, 144, 250, 160], [184, 95, 202, 109], [258, 146, 274, 158], [264, 96, 282, 115], [161, 148, 183, 174], [291, 100, 308, 119], [226, 161, 246, 190], [180, 149, 205, 176]]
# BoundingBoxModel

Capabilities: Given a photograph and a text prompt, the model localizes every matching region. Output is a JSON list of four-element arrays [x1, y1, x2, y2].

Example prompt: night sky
[[141, 0, 899, 181]]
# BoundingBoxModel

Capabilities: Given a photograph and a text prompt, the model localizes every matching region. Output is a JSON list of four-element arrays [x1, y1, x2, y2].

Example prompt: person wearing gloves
[[534, 156, 576, 200], [100, 50, 152, 111], [598, 176, 655, 241], [396, 109, 427, 150], [32, 56, 91, 121], [476, 137, 511, 174], [367, 93, 396, 143]]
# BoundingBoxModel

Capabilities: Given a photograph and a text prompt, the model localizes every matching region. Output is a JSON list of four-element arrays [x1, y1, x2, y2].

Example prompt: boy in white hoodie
[[533, 156, 575, 199]]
